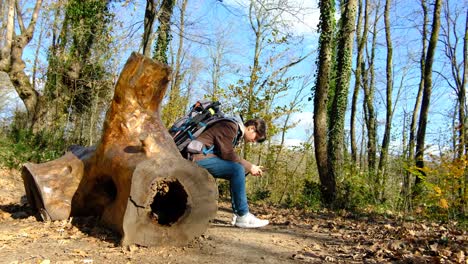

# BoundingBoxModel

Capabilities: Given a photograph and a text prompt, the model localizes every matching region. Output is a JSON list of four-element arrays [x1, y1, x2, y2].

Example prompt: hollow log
[[21, 53, 218, 247]]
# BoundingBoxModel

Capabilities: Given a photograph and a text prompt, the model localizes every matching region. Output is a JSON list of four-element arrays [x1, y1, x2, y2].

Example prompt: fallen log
[[21, 52, 218, 247]]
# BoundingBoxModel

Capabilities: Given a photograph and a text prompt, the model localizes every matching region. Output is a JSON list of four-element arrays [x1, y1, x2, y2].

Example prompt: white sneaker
[[234, 212, 269, 228], [231, 214, 237, 226]]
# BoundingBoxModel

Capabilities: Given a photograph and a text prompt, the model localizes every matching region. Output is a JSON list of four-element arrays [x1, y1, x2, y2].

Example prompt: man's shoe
[[234, 212, 269, 228], [231, 214, 237, 226]]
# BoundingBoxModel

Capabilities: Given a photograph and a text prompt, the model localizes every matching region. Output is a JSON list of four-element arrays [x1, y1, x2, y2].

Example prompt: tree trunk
[[313, 0, 335, 205], [377, 0, 394, 202], [440, 1, 467, 212], [246, 1, 263, 121], [327, 0, 358, 206], [350, 0, 365, 165], [363, 56, 377, 196], [455, 9, 467, 159], [142, 0, 159, 56], [22, 53, 218, 247], [153, 0, 175, 64], [403, 0, 428, 210], [414, 0, 442, 193], [463, 7, 468, 214], [362, 1, 378, 192]]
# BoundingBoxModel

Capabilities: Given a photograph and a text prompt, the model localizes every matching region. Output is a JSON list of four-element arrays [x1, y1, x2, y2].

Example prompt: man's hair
[[244, 118, 267, 143]]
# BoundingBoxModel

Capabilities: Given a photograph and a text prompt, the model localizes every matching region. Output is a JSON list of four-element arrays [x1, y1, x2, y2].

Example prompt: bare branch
[[15, 0, 25, 33], [24, 0, 43, 39]]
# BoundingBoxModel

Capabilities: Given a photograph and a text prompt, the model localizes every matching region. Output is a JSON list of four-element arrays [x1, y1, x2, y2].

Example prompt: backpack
[[169, 100, 243, 158]]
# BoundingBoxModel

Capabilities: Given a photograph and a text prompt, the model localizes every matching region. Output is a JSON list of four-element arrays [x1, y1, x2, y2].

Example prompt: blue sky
[[112, 0, 321, 146], [3, 0, 467, 154]]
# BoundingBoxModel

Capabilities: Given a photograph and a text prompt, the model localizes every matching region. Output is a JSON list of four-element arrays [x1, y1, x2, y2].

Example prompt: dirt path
[[1, 169, 466, 264]]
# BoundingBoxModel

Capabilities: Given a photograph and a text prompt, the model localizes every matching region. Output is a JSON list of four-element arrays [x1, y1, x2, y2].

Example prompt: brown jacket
[[191, 120, 252, 171]]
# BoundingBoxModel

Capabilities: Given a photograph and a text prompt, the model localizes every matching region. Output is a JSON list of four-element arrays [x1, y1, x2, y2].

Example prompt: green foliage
[[45, 0, 113, 114], [40, 0, 113, 143], [335, 173, 374, 211], [408, 154, 467, 220], [66, 0, 112, 55], [299, 179, 323, 211], [244, 140, 319, 210], [217, 180, 231, 200], [161, 94, 189, 128], [250, 188, 271, 202], [0, 127, 66, 169]]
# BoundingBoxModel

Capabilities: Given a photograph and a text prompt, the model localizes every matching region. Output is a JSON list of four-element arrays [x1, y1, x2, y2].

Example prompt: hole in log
[[149, 179, 187, 226], [97, 178, 118, 202]]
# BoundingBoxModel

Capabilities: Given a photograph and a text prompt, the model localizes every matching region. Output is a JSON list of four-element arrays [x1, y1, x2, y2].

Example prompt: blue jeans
[[196, 157, 249, 216]]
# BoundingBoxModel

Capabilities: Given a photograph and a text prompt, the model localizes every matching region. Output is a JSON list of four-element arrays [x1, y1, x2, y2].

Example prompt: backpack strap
[[233, 119, 245, 147], [202, 145, 215, 155]]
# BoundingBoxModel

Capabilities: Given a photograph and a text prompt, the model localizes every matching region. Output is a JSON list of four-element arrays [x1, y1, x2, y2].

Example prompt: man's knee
[[231, 163, 245, 176]]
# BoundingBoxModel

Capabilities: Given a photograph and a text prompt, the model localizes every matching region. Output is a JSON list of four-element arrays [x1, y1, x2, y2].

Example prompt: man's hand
[[250, 165, 264, 176]]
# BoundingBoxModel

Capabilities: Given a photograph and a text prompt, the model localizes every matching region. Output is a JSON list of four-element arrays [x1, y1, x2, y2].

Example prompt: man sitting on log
[[191, 118, 269, 228]]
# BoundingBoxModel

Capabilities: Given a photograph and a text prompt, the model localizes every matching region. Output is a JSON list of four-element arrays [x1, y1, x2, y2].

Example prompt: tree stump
[[21, 52, 218, 247]]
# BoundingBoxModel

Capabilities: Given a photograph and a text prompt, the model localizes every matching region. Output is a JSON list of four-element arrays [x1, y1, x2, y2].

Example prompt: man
[[191, 117, 269, 228]]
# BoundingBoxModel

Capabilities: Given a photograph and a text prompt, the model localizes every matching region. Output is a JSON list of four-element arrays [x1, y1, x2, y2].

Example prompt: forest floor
[[0, 168, 466, 264]]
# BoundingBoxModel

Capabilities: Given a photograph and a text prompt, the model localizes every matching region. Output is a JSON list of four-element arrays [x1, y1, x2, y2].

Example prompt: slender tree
[[463, 6, 468, 214], [245, 0, 267, 120], [414, 0, 443, 194], [402, 0, 429, 210], [142, 0, 160, 56], [439, 1, 467, 158], [439, 0, 467, 213], [377, 0, 394, 201], [362, 1, 379, 198], [350, 0, 368, 166], [409, 1, 429, 162], [313, 0, 335, 205]]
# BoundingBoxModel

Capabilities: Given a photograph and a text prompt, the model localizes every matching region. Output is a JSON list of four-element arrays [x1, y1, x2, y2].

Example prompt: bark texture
[[142, 0, 158, 56], [313, 0, 335, 205], [22, 53, 218, 247], [153, 0, 175, 64], [327, 0, 358, 205]]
